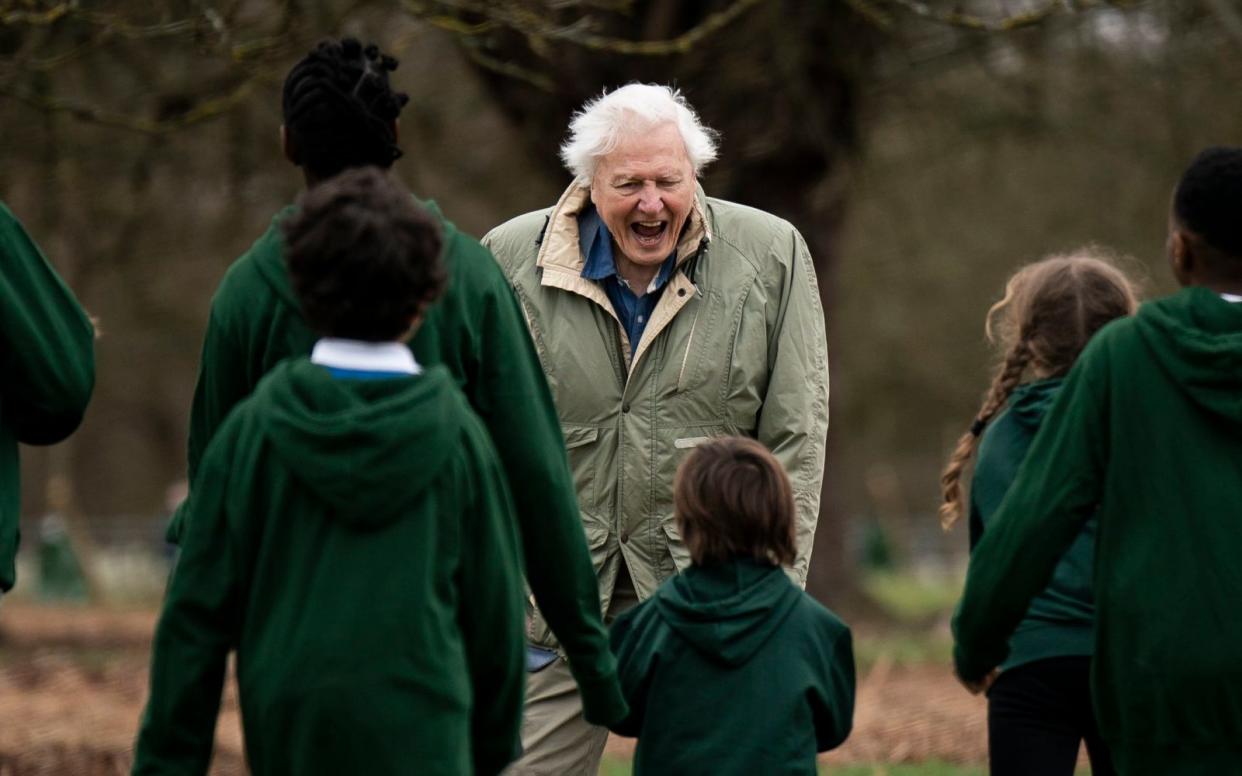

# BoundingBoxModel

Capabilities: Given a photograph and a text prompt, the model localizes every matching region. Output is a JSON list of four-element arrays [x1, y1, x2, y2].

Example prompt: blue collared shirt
[[578, 204, 677, 354]]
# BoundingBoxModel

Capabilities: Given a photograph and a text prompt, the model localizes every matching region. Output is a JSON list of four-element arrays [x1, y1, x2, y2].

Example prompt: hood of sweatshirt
[[251, 199, 454, 312], [252, 358, 461, 529], [655, 558, 802, 667], [1005, 377, 1063, 433], [1135, 286, 1242, 426]]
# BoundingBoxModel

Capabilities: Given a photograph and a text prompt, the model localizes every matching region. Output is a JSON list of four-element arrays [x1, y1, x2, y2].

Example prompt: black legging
[[987, 656, 1115, 776]]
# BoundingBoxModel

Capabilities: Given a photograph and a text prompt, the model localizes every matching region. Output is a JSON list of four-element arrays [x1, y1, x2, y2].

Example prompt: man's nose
[[637, 185, 663, 214]]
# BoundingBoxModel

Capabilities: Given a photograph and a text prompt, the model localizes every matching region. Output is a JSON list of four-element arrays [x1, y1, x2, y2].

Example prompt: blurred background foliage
[[2, 0, 1239, 606]]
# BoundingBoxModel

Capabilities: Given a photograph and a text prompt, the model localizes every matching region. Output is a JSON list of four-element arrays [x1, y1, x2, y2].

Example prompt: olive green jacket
[[484, 184, 829, 645]]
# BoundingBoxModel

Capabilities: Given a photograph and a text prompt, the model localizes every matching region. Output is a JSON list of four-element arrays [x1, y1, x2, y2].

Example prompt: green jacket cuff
[[953, 642, 994, 685], [573, 667, 629, 727]]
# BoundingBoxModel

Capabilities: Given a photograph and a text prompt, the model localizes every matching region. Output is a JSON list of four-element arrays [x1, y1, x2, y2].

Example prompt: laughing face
[[590, 122, 696, 276]]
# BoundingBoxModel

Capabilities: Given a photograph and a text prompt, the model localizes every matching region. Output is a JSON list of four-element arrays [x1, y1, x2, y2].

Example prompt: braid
[[282, 38, 410, 180], [939, 338, 1032, 530]]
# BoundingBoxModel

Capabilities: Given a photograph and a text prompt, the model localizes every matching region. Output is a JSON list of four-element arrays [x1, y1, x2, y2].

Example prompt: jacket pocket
[[527, 518, 610, 650], [661, 517, 693, 577], [561, 424, 599, 508]]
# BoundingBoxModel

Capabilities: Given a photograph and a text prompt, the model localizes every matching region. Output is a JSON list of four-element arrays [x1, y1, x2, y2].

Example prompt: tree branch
[[883, 0, 1070, 32], [423, 0, 764, 56], [0, 75, 260, 134]]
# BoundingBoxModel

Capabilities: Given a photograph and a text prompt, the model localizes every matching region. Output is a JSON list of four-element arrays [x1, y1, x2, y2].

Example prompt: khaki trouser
[[506, 566, 640, 776]]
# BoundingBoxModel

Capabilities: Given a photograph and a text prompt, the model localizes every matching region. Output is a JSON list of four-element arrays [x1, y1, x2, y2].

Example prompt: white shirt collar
[[1221, 293, 1242, 303], [310, 338, 421, 375]]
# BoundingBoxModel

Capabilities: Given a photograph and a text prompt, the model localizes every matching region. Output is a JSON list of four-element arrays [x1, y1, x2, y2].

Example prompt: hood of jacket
[[1135, 286, 1242, 425], [655, 558, 802, 667], [251, 198, 455, 312], [252, 358, 461, 529], [1005, 377, 1063, 432]]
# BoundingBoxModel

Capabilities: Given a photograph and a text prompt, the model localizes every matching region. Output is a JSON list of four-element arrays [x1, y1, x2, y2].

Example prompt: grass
[[860, 569, 963, 625]]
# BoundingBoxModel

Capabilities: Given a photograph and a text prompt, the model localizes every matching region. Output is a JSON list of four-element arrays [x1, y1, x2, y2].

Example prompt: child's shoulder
[[787, 588, 852, 641]]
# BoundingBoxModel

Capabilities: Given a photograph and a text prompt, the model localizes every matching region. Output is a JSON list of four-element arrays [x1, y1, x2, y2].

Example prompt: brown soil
[[0, 602, 989, 774]]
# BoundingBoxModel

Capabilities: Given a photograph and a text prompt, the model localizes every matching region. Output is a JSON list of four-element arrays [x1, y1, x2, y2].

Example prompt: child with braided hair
[[174, 37, 626, 730], [954, 147, 1242, 774], [942, 251, 1138, 776]]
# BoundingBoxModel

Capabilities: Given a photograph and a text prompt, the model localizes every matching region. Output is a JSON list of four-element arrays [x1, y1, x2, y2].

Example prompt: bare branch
[[882, 0, 1070, 32], [841, 0, 896, 29], [458, 43, 556, 91], [0, 75, 260, 134], [422, 0, 764, 56], [1201, 0, 1242, 48]]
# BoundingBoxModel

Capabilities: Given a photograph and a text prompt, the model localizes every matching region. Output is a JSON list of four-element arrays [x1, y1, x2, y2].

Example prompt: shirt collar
[[579, 204, 614, 282], [578, 203, 678, 293], [1221, 292, 1242, 303], [310, 338, 421, 375]]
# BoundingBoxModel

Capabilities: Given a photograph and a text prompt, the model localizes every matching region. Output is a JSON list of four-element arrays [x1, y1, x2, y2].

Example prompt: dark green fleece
[[134, 359, 524, 776], [172, 201, 624, 724], [0, 202, 94, 592], [610, 558, 854, 776], [954, 287, 1242, 774], [969, 377, 1095, 670]]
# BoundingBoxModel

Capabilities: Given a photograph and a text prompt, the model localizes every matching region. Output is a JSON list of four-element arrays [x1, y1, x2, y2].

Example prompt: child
[[0, 201, 94, 597], [132, 168, 525, 776], [609, 437, 854, 775], [954, 146, 1242, 775], [941, 252, 1138, 775], [173, 36, 624, 727]]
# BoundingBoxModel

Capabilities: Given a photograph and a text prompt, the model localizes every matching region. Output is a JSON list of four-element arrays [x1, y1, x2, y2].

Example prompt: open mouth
[[630, 221, 668, 246]]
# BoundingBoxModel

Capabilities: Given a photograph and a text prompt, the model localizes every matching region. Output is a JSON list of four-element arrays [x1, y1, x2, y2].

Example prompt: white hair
[[559, 83, 719, 184]]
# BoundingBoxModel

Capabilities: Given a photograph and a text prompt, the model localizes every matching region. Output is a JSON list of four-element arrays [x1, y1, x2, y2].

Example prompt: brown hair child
[[609, 436, 854, 775]]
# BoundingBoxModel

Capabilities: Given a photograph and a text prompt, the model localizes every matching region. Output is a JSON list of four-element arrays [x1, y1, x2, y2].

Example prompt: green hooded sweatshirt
[[954, 287, 1242, 775], [134, 359, 525, 776], [0, 201, 94, 592], [968, 377, 1096, 670], [609, 559, 854, 775], [171, 201, 624, 724]]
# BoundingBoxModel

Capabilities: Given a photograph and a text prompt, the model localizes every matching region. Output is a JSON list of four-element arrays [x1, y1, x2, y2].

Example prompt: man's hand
[[956, 667, 1000, 695]]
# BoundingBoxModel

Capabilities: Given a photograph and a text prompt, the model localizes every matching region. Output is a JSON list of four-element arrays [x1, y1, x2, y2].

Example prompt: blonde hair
[[939, 249, 1140, 530]]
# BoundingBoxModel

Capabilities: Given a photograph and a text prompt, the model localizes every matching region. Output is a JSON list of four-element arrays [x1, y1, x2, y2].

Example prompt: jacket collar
[[536, 182, 711, 276]]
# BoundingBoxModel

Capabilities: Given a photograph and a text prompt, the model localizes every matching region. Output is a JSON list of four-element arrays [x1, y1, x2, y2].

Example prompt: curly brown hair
[[283, 167, 446, 342]]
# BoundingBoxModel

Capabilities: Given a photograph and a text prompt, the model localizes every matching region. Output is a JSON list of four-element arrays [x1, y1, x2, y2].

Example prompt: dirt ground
[[0, 602, 988, 774]]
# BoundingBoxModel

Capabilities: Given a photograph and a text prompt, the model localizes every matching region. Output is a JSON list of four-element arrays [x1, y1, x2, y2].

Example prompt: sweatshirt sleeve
[[472, 235, 627, 726], [457, 433, 527, 776], [133, 424, 244, 775], [755, 227, 830, 588], [605, 604, 654, 738], [0, 202, 95, 445], [812, 624, 855, 752], [953, 356, 1109, 682], [169, 301, 253, 544]]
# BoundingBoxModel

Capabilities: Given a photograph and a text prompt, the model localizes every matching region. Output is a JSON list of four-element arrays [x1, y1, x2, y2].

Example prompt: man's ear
[[281, 125, 298, 166]]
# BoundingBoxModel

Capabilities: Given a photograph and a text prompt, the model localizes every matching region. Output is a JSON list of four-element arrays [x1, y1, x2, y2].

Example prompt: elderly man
[[485, 83, 830, 774]]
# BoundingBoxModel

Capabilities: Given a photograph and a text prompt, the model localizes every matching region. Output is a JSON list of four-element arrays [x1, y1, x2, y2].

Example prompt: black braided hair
[[1174, 146, 1242, 260], [282, 38, 410, 181]]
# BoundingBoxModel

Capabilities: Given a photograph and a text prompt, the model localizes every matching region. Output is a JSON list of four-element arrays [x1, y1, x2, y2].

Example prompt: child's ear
[[1168, 228, 1193, 281], [401, 313, 423, 342], [281, 125, 299, 166]]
